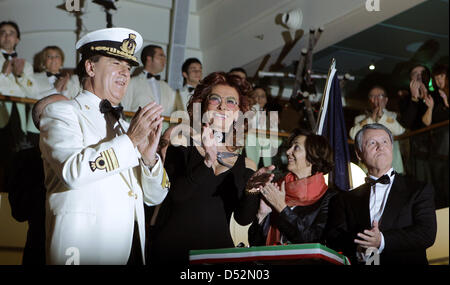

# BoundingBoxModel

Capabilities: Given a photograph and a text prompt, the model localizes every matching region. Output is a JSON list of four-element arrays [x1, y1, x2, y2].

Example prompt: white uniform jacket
[[349, 109, 405, 140], [0, 55, 35, 131], [26, 72, 82, 134], [31, 72, 82, 100], [122, 71, 178, 117], [40, 90, 170, 265]]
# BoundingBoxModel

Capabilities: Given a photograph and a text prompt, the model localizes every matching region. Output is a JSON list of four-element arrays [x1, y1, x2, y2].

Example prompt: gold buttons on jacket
[[128, 190, 137, 199]]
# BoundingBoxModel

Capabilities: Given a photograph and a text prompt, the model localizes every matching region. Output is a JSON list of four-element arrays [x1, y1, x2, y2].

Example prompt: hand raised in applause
[[55, 74, 70, 92], [127, 102, 164, 166], [410, 79, 423, 101], [423, 93, 434, 109], [201, 121, 217, 168], [246, 165, 275, 194], [260, 181, 287, 213], [354, 220, 382, 249], [11, 58, 25, 77], [138, 113, 164, 167], [439, 89, 449, 108]]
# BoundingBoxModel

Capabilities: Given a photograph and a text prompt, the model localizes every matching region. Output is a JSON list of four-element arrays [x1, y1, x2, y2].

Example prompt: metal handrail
[[1, 94, 447, 140]]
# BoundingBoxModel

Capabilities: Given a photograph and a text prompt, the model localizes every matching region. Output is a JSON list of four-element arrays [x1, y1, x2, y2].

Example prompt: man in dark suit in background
[[326, 123, 437, 265]]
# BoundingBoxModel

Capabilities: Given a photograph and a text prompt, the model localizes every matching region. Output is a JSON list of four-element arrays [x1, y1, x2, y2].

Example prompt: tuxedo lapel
[[353, 184, 372, 229], [379, 175, 408, 231]]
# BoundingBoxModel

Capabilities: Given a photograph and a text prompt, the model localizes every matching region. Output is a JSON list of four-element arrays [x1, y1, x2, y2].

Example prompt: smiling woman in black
[[149, 72, 274, 264]]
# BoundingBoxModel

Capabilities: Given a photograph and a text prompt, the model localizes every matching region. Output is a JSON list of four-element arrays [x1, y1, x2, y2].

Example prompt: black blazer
[[249, 189, 337, 246], [325, 175, 437, 265]]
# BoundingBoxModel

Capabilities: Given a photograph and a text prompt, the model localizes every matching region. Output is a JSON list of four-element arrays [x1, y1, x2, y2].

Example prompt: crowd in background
[[0, 20, 447, 266]]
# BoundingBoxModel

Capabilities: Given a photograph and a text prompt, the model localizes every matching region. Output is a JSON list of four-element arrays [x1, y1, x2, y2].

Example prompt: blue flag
[[315, 61, 351, 191]]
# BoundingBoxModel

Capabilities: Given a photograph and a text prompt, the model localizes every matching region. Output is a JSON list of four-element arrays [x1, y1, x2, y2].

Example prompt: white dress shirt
[[365, 168, 396, 256], [143, 70, 161, 104]]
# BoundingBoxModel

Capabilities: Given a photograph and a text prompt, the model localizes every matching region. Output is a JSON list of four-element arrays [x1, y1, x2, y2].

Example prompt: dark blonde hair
[[41, 46, 65, 71]]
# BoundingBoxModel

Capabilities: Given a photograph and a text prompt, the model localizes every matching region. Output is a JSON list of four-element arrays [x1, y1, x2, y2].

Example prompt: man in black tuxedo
[[326, 123, 437, 265]]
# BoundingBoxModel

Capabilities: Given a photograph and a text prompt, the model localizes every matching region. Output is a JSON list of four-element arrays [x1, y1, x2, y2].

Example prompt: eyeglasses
[[369, 93, 387, 99], [207, 94, 239, 109]]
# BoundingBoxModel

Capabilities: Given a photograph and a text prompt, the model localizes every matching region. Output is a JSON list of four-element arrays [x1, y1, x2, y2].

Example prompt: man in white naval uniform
[[39, 28, 170, 265], [349, 85, 406, 174], [0, 21, 36, 134], [122, 45, 178, 118]]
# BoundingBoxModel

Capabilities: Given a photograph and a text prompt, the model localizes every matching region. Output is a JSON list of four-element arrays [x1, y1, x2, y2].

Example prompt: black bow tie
[[365, 171, 396, 186], [188, 87, 195, 93], [147, 73, 160, 80], [46, 72, 62, 78], [99, 99, 123, 121], [2, 52, 17, 60]]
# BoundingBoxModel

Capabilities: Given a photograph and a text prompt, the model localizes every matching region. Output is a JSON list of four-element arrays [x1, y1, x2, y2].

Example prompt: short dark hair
[[409, 64, 431, 88], [229, 67, 247, 78], [0, 21, 20, 39], [140, 45, 162, 67], [354, 123, 393, 154], [182, 57, 202, 85], [287, 129, 334, 175], [368, 85, 388, 98], [182, 57, 202, 74], [431, 62, 449, 91]]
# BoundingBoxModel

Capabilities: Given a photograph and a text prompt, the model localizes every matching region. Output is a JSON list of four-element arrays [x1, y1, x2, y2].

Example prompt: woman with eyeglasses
[[149, 71, 274, 264], [32, 46, 81, 100]]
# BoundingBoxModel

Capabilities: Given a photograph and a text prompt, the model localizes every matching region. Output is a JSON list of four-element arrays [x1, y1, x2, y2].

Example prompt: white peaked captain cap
[[76, 27, 143, 66]]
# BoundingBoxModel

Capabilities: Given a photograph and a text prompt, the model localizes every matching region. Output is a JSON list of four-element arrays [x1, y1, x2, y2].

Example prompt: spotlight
[[369, 64, 375, 71], [281, 9, 303, 30]]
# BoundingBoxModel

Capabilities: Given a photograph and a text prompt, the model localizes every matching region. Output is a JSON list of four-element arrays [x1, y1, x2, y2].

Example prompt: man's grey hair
[[355, 123, 394, 154]]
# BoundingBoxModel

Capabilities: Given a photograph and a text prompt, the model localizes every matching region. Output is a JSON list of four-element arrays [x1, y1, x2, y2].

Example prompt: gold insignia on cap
[[27, 80, 33, 87], [120, 33, 137, 55], [89, 148, 119, 172], [386, 116, 394, 123]]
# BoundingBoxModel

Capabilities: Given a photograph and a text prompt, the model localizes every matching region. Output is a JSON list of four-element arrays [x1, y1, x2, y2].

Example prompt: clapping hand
[[260, 181, 287, 213], [11, 58, 25, 77], [202, 122, 217, 168], [55, 74, 70, 92], [423, 93, 434, 109], [354, 220, 382, 249], [127, 102, 164, 167], [246, 165, 275, 194], [410, 79, 423, 101], [439, 89, 449, 108]]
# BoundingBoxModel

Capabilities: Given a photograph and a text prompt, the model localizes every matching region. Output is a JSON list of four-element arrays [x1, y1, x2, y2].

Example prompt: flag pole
[[314, 58, 336, 135]]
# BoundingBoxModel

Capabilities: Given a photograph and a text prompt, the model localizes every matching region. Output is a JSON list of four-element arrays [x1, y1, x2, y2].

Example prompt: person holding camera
[[399, 64, 432, 130]]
